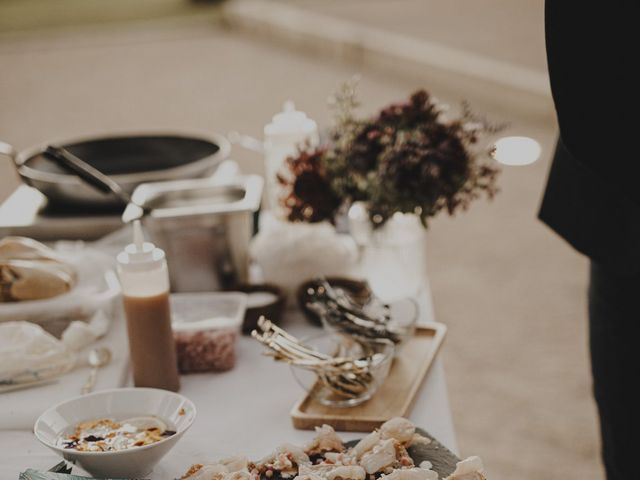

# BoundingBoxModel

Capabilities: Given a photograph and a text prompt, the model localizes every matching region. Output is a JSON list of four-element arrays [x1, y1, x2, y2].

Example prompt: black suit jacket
[[539, 1, 640, 274]]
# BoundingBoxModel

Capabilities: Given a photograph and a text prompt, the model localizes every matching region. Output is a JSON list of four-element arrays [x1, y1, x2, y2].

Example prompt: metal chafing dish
[[123, 175, 263, 292]]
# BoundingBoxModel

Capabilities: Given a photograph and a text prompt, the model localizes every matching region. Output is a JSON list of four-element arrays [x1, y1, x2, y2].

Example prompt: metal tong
[[305, 279, 402, 343], [42, 145, 149, 222]]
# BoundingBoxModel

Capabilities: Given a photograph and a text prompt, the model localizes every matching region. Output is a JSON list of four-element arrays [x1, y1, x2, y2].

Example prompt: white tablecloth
[[0, 286, 457, 478]]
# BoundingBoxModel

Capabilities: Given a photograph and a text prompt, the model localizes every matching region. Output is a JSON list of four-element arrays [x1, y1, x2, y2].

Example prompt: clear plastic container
[[171, 292, 247, 373]]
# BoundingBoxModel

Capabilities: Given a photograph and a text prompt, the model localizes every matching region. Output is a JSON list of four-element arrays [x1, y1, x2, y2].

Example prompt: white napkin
[[61, 311, 110, 351], [0, 312, 109, 390], [251, 218, 358, 299], [0, 322, 75, 389]]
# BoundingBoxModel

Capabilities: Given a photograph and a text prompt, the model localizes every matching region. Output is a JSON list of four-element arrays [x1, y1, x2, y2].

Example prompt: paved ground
[[0, 0, 217, 32], [0, 5, 602, 480], [274, 0, 547, 73]]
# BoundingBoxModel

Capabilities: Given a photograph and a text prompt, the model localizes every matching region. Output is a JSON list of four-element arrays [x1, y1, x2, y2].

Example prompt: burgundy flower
[[279, 85, 502, 228]]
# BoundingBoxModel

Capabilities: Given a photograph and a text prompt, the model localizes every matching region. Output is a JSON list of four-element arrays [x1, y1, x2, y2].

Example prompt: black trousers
[[588, 262, 640, 479]]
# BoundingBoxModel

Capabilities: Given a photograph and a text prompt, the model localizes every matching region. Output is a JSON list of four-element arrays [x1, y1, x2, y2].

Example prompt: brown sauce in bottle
[[123, 291, 180, 392], [117, 222, 180, 392]]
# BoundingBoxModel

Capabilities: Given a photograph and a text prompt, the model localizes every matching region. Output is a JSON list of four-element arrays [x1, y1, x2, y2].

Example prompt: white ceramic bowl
[[34, 388, 196, 478]]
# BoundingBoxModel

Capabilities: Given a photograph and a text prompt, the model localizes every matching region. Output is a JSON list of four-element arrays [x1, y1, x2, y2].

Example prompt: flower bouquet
[[278, 79, 503, 230], [276, 80, 504, 300]]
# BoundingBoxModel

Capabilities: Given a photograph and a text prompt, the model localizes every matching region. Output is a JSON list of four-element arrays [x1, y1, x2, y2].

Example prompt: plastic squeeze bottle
[[264, 101, 319, 212], [117, 221, 180, 391]]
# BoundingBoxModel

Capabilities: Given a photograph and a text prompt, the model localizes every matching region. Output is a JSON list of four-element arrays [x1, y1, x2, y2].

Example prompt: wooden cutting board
[[291, 323, 447, 431]]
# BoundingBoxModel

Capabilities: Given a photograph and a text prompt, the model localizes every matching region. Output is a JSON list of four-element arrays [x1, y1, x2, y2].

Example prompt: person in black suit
[[540, 3, 639, 479]]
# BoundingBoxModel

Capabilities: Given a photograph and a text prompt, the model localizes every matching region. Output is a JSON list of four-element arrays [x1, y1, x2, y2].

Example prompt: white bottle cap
[[117, 220, 166, 272], [264, 101, 318, 139]]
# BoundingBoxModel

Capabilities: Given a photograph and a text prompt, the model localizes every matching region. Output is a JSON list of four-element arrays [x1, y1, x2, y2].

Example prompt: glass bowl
[[290, 333, 395, 408], [319, 297, 419, 349], [386, 297, 419, 344]]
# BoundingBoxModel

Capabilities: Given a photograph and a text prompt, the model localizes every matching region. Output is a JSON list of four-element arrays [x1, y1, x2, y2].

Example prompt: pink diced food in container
[[171, 292, 247, 374]]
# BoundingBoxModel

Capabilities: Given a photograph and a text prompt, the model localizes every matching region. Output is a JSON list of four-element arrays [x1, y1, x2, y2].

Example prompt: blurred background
[[0, 1, 598, 478]]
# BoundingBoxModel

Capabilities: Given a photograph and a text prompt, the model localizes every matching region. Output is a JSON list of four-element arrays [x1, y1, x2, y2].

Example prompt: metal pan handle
[[227, 131, 264, 154]]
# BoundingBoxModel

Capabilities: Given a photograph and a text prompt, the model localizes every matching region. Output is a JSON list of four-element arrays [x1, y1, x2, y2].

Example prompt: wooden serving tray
[[291, 323, 447, 431]]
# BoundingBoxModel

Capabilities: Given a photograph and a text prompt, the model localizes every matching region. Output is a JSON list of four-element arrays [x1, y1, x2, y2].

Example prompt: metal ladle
[[81, 347, 112, 395]]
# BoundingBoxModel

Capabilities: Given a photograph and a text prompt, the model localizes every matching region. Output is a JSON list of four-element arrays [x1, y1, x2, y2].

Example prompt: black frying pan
[[0, 132, 230, 211]]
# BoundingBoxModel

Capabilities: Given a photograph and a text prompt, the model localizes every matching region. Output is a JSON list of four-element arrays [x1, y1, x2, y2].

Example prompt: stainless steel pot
[[124, 175, 263, 292], [0, 132, 230, 209]]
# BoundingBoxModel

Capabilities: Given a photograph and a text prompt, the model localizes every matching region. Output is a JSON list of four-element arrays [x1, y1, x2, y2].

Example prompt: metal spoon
[[81, 347, 112, 395]]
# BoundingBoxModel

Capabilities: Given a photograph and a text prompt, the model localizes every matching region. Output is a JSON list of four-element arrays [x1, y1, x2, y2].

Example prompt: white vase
[[348, 203, 427, 303]]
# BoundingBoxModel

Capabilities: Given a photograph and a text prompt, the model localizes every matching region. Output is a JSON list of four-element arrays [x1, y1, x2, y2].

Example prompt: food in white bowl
[[57, 415, 176, 452], [34, 387, 195, 478]]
